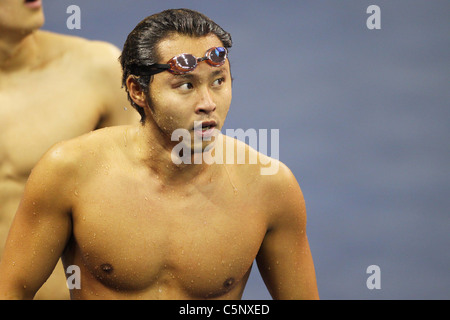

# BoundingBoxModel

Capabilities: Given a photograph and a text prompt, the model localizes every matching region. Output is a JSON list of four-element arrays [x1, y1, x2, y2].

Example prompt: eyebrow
[[172, 68, 226, 80], [173, 73, 195, 80], [211, 69, 226, 77]]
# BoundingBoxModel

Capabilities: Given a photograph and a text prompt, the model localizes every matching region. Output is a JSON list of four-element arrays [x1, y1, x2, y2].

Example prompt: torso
[[62, 127, 270, 299], [0, 31, 112, 299]]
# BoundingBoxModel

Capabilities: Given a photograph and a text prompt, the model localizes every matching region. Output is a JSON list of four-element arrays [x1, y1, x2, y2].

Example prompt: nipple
[[223, 277, 235, 289], [100, 263, 113, 273]]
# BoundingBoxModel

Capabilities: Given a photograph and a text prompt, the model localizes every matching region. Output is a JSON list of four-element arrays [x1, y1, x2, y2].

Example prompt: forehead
[[156, 33, 224, 62]]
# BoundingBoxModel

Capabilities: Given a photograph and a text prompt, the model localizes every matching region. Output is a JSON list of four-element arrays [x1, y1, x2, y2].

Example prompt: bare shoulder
[[222, 135, 305, 221], [37, 30, 121, 72], [33, 126, 130, 181], [49, 125, 129, 154], [222, 134, 295, 188]]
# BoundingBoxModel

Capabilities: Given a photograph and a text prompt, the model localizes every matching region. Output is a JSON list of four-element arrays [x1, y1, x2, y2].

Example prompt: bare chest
[[69, 171, 268, 298], [0, 68, 103, 180]]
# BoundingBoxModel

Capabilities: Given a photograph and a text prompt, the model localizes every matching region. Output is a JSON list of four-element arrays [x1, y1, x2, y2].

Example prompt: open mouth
[[194, 120, 218, 137], [24, 0, 42, 9], [201, 120, 217, 131], [201, 125, 214, 132]]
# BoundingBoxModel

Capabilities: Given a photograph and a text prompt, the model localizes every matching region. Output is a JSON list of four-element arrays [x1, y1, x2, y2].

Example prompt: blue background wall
[[41, 0, 449, 299]]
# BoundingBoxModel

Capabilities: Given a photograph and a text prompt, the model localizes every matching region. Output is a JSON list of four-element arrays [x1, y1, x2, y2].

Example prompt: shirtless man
[[0, 8, 319, 300], [0, 0, 138, 299]]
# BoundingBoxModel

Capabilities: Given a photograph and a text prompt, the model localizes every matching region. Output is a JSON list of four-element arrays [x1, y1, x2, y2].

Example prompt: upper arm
[[0, 144, 74, 299], [91, 42, 140, 127], [256, 163, 319, 300]]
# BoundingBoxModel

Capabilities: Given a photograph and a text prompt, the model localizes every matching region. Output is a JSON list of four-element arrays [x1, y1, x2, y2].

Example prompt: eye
[[212, 77, 225, 87], [178, 82, 194, 91]]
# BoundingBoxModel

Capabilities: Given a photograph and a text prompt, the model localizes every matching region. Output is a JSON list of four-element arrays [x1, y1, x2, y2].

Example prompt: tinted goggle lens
[[207, 47, 227, 65], [175, 54, 197, 69]]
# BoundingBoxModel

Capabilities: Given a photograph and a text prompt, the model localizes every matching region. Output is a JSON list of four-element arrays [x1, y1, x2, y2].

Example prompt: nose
[[195, 87, 216, 114]]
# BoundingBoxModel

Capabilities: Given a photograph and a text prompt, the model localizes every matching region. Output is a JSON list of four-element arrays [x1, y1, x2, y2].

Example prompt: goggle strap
[[129, 63, 170, 76]]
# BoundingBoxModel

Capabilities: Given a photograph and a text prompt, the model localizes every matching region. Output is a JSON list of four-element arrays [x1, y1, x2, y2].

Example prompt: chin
[[29, 14, 45, 30], [22, 6, 45, 30], [9, 17, 44, 34]]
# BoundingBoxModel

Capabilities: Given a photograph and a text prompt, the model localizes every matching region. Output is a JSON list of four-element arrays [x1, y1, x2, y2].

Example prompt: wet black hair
[[119, 8, 232, 123]]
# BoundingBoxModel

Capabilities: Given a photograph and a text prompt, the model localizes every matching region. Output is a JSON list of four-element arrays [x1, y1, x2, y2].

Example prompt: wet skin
[[0, 1, 138, 299], [0, 33, 319, 300]]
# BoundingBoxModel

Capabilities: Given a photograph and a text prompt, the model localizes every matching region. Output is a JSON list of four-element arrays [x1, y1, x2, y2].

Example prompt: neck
[[0, 30, 39, 71], [134, 123, 218, 185]]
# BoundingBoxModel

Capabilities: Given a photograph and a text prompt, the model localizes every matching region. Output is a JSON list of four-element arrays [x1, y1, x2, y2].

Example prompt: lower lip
[[24, 0, 42, 9], [194, 126, 217, 138]]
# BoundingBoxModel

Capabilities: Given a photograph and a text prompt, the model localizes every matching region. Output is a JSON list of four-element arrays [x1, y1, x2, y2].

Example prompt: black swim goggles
[[131, 47, 228, 76]]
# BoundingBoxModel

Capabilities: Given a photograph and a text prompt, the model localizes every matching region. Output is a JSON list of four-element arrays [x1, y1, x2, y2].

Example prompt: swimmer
[[0, 8, 319, 300], [0, 0, 139, 299]]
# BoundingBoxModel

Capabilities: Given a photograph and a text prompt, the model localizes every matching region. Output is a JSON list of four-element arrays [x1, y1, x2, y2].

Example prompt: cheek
[[152, 107, 185, 133], [216, 87, 232, 117], [149, 90, 190, 131]]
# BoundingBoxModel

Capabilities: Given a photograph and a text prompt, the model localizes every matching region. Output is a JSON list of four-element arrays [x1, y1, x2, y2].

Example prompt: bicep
[[0, 148, 73, 298], [256, 168, 319, 300], [256, 226, 318, 300]]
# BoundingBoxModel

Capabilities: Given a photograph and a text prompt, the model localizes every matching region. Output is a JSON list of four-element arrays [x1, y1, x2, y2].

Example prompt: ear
[[126, 75, 148, 108]]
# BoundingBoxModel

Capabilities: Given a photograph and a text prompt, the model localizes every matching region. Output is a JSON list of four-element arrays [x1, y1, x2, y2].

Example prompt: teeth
[[202, 126, 211, 131]]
